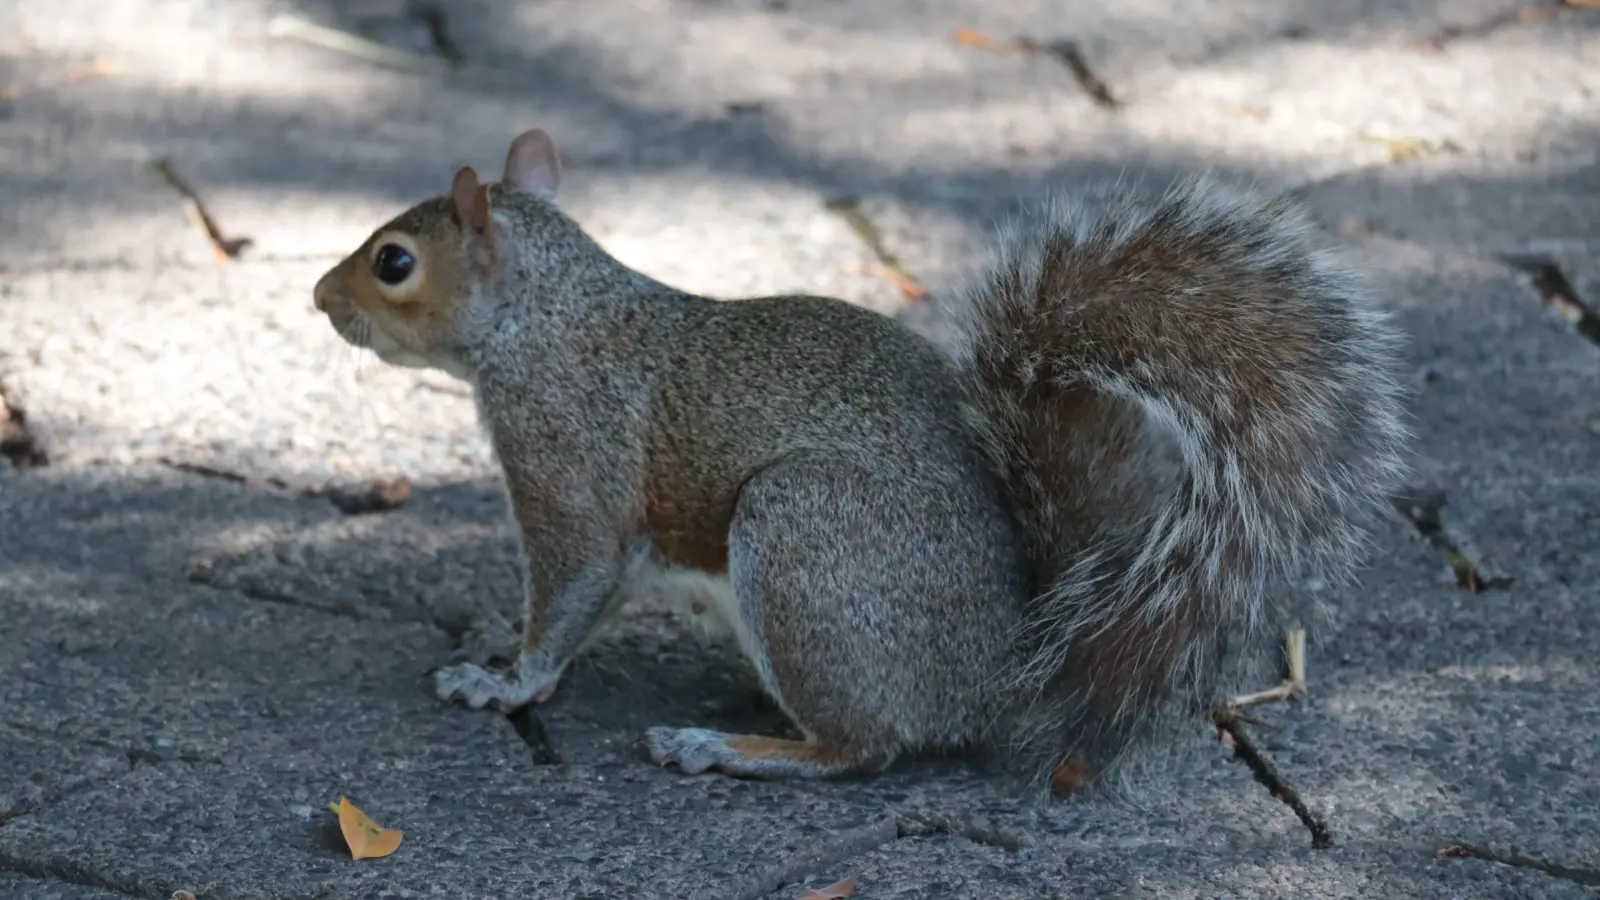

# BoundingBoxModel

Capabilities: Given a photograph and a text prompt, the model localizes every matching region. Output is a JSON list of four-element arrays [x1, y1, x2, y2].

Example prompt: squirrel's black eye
[[372, 243, 416, 286]]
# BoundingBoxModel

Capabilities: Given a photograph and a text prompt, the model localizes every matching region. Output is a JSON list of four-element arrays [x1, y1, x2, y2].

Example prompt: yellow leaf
[[952, 27, 1021, 54], [1352, 131, 1439, 163], [798, 873, 859, 899], [329, 795, 403, 860], [1222, 104, 1270, 120], [66, 56, 121, 83]]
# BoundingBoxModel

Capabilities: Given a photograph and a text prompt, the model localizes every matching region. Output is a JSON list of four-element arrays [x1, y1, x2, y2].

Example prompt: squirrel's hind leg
[[640, 454, 1016, 780], [642, 727, 891, 778]]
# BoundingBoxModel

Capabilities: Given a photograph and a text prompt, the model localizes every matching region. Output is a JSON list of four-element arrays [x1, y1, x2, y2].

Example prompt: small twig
[[159, 457, 413, 515], [505, 706, 562, 766], [408, 2, 464, 63], [1437, 841, 1600, 887], [895, 810, 1035, 851], [1500, 253, 1600, 346], [1414, 1, 1571, 52], [951, 29, 1123, 108], [157, 457, 290, 491], [0, 388, 47, 469], [823, 197, 926, 300], [1228, 627, 1308, 708], [1211, 708, 1334, 849], [726, 814, 900, 900], [267, 14, 455, 73], [146, 159, 254, 262], [1389, 487, 1512, 592], [324, 476, 413, 515], [1016, 39, 1123, 109]]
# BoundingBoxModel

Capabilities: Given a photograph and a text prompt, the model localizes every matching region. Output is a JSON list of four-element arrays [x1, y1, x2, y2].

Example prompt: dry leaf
[[1222, 104, 1270, 120], [1049, 759, 1091, 797], [798, 873, 859, 899], [882, 265, 927, 301], [328, 796, 403, 860], [1338, 216, 1376, 236], [1353, 131, 1439, 163], [67, 56, 121, 82], [952, 27, 1020, 54], [326, 475, 413, 514]]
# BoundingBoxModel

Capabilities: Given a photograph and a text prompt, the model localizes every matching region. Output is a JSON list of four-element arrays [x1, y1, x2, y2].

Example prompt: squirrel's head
[[312, 128, 564, 380]]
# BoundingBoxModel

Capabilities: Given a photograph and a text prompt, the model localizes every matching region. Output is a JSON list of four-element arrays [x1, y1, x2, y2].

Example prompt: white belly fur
[[616, 544, 749, 648]]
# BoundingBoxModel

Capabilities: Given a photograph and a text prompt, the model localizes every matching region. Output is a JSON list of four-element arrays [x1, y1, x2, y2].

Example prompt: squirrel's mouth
[[329, 307, 372, 350]]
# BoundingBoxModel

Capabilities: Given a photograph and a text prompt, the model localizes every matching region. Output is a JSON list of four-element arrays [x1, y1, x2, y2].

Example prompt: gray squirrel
[[312, 129, 1408, 792]]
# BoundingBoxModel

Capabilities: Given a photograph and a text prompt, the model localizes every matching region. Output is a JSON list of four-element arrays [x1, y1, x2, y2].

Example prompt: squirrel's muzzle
[[312, 266, 359, 336]]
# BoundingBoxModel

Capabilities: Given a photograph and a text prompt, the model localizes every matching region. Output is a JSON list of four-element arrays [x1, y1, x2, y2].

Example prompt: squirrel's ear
[[451, 165, 494, 236], [502, 128, 561, 198]]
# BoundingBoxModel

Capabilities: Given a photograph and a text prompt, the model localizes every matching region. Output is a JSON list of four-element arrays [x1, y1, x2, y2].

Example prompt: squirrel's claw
[[433, 661, 548, 713]]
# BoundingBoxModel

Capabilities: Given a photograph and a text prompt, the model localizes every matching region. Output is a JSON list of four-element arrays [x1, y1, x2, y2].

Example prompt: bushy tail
[[942, 177, 1409, 781]]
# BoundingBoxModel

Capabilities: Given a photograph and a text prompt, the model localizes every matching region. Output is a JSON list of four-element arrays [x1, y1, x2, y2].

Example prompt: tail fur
[[942, 176, 1410, 782]]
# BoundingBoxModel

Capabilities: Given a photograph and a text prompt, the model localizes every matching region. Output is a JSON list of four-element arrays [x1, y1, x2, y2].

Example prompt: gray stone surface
[[0, 873, 146, 900], [2, 0, 1598, 898]]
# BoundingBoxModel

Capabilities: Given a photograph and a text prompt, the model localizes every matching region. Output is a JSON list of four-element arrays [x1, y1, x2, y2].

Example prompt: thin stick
[[895, 810, 1035, 851], [1437, 841, 1600, 888], [1228, 627, 1308, 708], [1015, 39, 1123, 109], [1212, 708, 1334, 849], [727, 815, 899, 900], [147, 159, 253, 261], [823, 197, 926, 300], [267, 14, 454, 73]]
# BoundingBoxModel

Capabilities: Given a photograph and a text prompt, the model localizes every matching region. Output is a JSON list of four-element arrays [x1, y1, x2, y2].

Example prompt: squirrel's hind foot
[[641, 727, 891, 779]]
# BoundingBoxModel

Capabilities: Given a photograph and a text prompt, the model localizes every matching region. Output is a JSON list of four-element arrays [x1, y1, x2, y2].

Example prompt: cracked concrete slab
[[2, 0, 1598, 897], [0, 725, 129, 823], [0, 873, 147, 900]]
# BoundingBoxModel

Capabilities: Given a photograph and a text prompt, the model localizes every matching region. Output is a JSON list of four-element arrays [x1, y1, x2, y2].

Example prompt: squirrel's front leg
[[434, 515, 621, 713]]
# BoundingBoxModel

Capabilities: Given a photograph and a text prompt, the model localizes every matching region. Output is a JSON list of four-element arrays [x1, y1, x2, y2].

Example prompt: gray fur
[[314, 161, 1409, 792]]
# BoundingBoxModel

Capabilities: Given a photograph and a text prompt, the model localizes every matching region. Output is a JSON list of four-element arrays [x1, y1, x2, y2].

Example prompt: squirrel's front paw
[[432, 661, 552, 713]]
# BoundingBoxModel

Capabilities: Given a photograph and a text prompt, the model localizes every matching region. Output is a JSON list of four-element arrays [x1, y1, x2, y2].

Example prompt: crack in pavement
[[726, 810, 1040, 900], [186, 560, 383, 624], [3, 719, 219, 772], [0, 849, 167, 900]]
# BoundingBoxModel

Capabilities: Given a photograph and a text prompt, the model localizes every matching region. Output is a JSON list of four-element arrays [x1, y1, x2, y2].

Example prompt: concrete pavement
[[2, 0, 1598, 897]]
